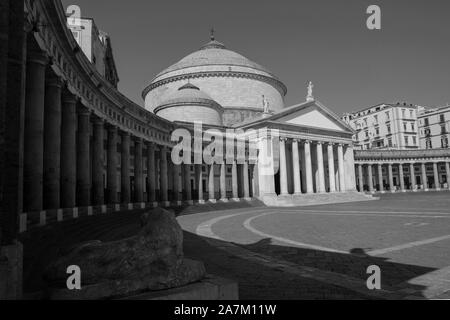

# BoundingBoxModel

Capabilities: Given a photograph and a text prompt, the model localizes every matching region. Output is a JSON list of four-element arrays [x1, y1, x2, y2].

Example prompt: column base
[[220, 198, 229, 203], [401, 190, 407, 193], [0, 242, 23, 299], [243, 197, 253, 201], [176, 201, 183, 206], [435, 188, 441, 191], [379, 190, 385, 194], [208, 199, 217, 204], [127, 203, 133, 210], [198, 200, 206, 205], [152, 202, 158, 208], [114, 204, 121, 211], [232, 198, 240, 202], [293, 192, 303, 196], [101, 205, 108, 213], [185, 200, 194, 206]]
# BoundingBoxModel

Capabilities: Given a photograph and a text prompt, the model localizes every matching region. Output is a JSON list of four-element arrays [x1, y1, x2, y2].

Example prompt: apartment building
[[343, 103, 420, 150], [418, 105, 450, 149]]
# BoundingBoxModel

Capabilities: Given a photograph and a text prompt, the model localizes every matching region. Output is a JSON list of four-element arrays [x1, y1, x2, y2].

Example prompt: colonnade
[[21, 46, 254, 215], [356, 161, 450, 193], [277, 138, 352, 195]]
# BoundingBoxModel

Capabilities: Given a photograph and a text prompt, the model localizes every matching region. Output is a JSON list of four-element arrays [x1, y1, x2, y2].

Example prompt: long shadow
[[183, 231, 435, 299], [21, 208, 435, 299]]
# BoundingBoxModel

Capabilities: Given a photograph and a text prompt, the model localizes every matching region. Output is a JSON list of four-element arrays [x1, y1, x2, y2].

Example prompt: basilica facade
[[142, 35, 367, 206]]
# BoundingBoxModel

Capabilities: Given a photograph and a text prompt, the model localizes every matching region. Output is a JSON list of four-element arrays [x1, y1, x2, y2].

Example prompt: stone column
[[433, 162, 440, 191], [279, 138, 289, 195], [208, 164, 216, 203], [23, 50, 48, 212], [196, 164, 204, 204], [243, 161, 251, 200], [388, 163, 394, 192], [120, 132, 130, 204], [446, 162, 450, 190], [327, 143, 336, 193], [421, 163, 428, 191], [399, 163, 405, 192], [92, 118, 104, 205], [316, 142, 326, 193], [378, 164, 384, 193], [358, 164, 364, 192], [367, 164, 374, 193], [61, 92, 77, 208], [160, 147, 169, 207], [304, 140, 314, 194], [173, 163, 182, 206], [76, 107, 91, 207], [134, 138, 144, 202], [146, 143, 156, 205], [292, 139, 302, 195], [232, 160, 239, 201], [43, 74, 62, 209], [337, 144, 346, 192], [410, 163, 417, 191], [106, 126, 118, 204], [184, 163, 193, 205], [220, 163, 228, 202]]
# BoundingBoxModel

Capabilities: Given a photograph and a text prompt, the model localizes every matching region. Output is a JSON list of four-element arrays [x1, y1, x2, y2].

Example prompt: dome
[[154, 83, 223, 126], [143, 36, 287, 127], [153, 40, 274, 80], [155, 82, 221, 110]]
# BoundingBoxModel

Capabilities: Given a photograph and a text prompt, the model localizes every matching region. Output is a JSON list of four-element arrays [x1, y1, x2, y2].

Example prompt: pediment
[[270, 101, 353, 133]]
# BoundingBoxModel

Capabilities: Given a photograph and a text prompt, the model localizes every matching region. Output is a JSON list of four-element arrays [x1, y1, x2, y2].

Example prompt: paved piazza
[[179, 192, 450, 299]]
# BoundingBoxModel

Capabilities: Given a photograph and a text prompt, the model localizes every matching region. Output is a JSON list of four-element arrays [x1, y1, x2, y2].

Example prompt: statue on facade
[[306, 81, 314, 101], [262, 95, 270, 114]]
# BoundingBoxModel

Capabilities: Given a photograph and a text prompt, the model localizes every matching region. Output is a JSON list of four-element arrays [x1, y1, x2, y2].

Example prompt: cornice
[[142, 70, 288, 99]]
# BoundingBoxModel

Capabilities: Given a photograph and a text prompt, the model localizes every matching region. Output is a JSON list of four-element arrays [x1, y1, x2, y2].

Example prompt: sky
[[62, 0, 450, 115]]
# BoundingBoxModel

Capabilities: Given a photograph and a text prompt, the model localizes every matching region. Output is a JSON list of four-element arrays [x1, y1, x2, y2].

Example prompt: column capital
[[45, 72, 63, 88], [279, 137, 288, 142], [62, 90, 79, 104], [303, 139, 312, 145], [120, 130, 130, 137], [27, 50, 49, 66], [77, 104, 91, 116], [316, 141, 324, 145], [92, 117, 104, 127], [133, 136, 143, 144], [106, 123, 118, 133]]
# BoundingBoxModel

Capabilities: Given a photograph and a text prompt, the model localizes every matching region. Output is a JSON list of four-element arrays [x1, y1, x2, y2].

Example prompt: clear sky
[[62, 0, 450, 115]]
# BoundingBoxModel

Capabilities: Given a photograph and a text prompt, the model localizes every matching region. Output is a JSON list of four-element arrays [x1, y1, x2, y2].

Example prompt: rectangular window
[[424, 118, 429, 126], [388, 139, 393, 147], [412, 136, 417, 145], [402, 109, 406, 118], [440, 114, 445, 123], [403, 122, 407, 131], [426, 139, 432, 149], [441, 125, 447, 134], [385, 111, 390, 120], [404, 137, 408, 146], [442, 137, 449, 148], [375, 128, 380, 135], [387, 125, 391, 134]]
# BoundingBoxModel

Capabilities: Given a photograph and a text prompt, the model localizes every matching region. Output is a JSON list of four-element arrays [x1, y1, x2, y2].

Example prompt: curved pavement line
[[243, 211, 348, 254], [195, 209, 268, 240]]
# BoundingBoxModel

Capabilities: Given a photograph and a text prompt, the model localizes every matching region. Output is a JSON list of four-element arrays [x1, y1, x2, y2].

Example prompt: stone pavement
[[21, 192, 450, 299], [179, 192, 450, 299]]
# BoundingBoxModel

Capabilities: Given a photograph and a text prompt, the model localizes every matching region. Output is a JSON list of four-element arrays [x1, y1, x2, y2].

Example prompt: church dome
[[154, 83, 223, 126], [143, 34, 287, 126], [154, 40, 274, 79]]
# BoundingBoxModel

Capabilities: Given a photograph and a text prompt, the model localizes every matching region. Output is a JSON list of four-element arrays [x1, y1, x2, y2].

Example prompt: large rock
[[44, 208, 205, 299]]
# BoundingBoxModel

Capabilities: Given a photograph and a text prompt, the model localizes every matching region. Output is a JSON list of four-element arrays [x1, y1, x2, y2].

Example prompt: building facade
[[67, 16, 119, 88], [343, 103, 420, 150], [418, 105, 450, 149]]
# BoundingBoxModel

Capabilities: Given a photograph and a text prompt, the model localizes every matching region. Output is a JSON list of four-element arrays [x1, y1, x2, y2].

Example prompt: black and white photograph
[[0, 0, 449, 313]]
